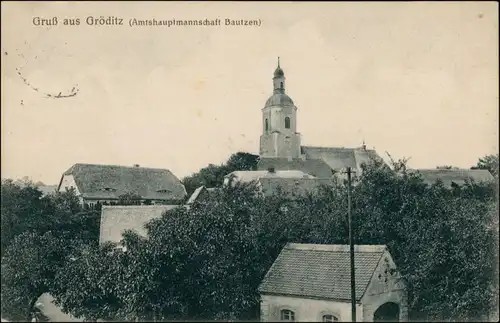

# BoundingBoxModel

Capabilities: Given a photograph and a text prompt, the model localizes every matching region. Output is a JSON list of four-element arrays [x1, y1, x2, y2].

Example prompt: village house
[[258, 243, 408, 322], [186, 185, 218, 205], [99, 205, 180, 248], [225, 169, 335, 198], [410, 168, 494, 188], [57, 163, 187, 207]]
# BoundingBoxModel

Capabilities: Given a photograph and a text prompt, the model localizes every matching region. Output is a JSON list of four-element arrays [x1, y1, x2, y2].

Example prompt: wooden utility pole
[[347, 167, 356, 322]]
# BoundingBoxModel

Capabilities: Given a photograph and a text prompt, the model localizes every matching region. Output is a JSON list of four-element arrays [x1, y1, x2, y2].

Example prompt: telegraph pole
[[347, 167, 356, 322]]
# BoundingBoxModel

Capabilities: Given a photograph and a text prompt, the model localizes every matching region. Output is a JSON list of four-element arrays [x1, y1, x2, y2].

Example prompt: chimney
[[268, 167, 275, 173], [133, 164, 140, 167]]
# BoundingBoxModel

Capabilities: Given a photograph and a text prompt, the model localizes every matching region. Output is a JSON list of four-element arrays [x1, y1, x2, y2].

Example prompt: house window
[[265, 118, 269, 131], [322, 314, 339, 322], [280, 309, 295, 321], [285, 117, 290, 129]]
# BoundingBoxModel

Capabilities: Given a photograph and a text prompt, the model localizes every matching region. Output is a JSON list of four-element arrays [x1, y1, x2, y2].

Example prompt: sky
[[1, 1, 498, 184]]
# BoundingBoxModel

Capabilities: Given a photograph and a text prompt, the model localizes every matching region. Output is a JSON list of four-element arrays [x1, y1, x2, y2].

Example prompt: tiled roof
[[265, 93, 294, 107], [186, 186, 219, 204], [258, 177, 335, 197], [226, 170, 315, 183], [37, 185, 58, 197], [99, 205, 179, 244], [257, 158, 333, 178], [301, 146, 384, 173], [186, 186, 206, 204], [258, 243, 386, 301], [59, 163, 187, 201], [411, 169, 494, 187]]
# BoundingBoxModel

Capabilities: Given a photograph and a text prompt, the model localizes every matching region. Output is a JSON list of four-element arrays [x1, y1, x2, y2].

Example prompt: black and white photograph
[[1, 1, 498, 322]]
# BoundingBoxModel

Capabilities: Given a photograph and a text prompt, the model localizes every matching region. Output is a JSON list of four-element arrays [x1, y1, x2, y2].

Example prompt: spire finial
[[278, 56, 280, 68], [362, 139, 366, 150]]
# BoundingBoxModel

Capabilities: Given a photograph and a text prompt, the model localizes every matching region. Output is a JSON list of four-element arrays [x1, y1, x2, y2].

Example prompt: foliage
[[1, 179, 82, 256], [2, 152, 498, 322], [1, 231, 88, 321], [472, 154, 499, 179], [51, 157, 498, 322], [0, 181, 100, 321], [182, 152, 259, 195]]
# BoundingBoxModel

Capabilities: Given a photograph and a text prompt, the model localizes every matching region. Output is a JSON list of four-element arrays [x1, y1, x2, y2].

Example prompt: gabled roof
[[186, 186, 219, 204], [257, 158, 333, 178], [58, 163, 187, 201], [258, 243, 388, 301], [411, 169, 494, 187], [301, 146, 384, 173], [99, 205, 179, 244], [186, 186, 207, 204], [258, 177, 335, 197], [37, 185, 58, 197]]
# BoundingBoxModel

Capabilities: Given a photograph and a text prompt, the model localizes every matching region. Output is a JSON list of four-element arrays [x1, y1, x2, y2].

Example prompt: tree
[[182, 152, 259, 196], [26, 156, 499, 322], [472, 154, 499, 178], [0, 181, 100, 321], [1, 180, 86, 256]]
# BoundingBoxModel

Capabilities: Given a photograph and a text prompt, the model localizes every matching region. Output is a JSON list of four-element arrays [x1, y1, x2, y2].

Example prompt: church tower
[[259, 58, 302, 159]]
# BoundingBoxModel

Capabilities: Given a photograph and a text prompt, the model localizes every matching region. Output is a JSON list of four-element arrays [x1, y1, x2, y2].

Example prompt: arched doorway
[[373, 302, 399, 322]]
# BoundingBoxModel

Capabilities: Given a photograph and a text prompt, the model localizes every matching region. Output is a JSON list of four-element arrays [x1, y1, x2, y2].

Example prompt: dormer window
[[156, 189, 171, 193], [101, 187, 116, 192]]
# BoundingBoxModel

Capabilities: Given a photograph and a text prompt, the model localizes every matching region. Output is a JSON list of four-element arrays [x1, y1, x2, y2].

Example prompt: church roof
[[409, 169, 494, 187], [99, 205, 179, 244], [257, 158, 333, 178], [58, 163, 187, 201], [274, 65, 284, 77], [265, 93, 294, 108], [258, 243, 389, 301], [274, 58, 284, 78], [301, 146, 384, 173]]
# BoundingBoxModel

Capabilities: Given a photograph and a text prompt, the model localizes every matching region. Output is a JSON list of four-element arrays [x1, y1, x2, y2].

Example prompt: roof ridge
[[70, 163, 172, 171], [302, 145, 375, 151], [102, 205, 179, 209], [413, 168, 482, 171], [286, 243, 387, 253]]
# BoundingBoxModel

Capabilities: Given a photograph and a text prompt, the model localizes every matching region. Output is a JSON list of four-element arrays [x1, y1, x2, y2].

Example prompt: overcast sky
[[1, 1, 498, 184]]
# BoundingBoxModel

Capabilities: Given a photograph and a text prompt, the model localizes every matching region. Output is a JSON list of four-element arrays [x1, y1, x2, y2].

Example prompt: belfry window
[[265, 118, 269, 131], [280, 81, 283, 89], [285, 117, 290, 129]]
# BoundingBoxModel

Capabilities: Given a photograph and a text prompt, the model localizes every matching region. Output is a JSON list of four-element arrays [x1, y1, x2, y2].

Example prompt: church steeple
[[260, 58, 301, 159], [273, 57, 285, 94]]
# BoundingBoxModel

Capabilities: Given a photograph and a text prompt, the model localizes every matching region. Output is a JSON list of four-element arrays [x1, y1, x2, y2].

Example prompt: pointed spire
[[278, 56, 280, 68]]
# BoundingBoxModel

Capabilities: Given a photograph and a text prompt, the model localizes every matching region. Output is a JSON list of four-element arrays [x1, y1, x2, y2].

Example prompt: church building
[[257, 58, 384, 177]]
